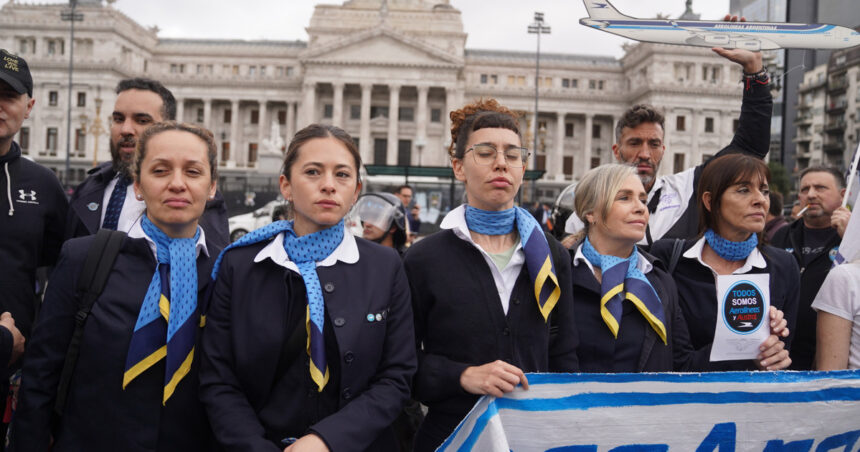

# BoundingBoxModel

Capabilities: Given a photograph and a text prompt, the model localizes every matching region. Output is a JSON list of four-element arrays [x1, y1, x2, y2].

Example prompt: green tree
[[768, 160, 791, 196]]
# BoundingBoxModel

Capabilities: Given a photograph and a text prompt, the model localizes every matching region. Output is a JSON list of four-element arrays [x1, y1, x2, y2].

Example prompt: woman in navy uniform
[[10, 122, 222, 451], [650, 153, 797, 371], [568, 163, 789, 372], [199, 124, 415, 452], [403, 99, 579, 451]]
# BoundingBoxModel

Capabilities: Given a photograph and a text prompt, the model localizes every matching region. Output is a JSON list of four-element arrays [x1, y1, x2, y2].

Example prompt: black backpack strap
[[53, 229, 125, 417], [667, 238, 685, 275]]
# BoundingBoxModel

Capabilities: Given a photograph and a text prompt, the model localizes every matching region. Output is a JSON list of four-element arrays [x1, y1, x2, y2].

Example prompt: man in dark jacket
[[771, 166, 851, 370], [64, 78, 229, 247], [0, 48, 66, 438]]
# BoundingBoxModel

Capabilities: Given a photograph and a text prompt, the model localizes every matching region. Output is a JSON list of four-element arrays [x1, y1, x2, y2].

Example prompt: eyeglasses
[[464, 143, 530, 167]]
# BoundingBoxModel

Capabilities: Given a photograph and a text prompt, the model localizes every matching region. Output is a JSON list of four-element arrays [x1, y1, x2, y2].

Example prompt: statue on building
[[262, 120, 285, 155]]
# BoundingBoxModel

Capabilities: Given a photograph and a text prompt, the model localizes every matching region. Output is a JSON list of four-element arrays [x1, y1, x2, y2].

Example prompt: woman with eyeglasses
[[403, 99, 579, 451], [649, 153, 797, 371]]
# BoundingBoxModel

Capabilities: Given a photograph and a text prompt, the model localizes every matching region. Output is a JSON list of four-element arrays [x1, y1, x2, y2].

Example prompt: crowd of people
[[0, 29, 857, 452]]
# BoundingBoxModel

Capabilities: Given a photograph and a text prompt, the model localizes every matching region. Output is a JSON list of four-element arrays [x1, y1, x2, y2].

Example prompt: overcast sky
[[112, 0, 732, 58]]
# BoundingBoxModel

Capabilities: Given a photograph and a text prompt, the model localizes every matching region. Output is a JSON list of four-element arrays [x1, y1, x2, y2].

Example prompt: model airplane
[[580, 0, 860, 51]]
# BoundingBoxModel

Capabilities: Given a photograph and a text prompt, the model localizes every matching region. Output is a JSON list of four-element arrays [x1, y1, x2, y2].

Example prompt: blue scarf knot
[[463, 205, 560, 321], [704, 229, 758, 261], [581, 237, 667, 345], [211, 219, 345, 391], [124, 216, 201, 404]]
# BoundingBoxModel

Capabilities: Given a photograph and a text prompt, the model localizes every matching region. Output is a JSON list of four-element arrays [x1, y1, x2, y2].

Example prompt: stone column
[[691, 109, 701, 170], [175, 98, 185, 122], [444, 88, 456, 153], [360, 84, 372, 163], [416, 84, 429, 145], [607, 115, 619, 164], [578, 114, 594, 179], [301, 82, 316, 128], [386, 84, 400, 166], [203, 98, 212, 129], [285, 101, 296, 145], [553, 112, 566, 180], [332, 82, 344, 128], [257, 100, 267, 152], [230, 99, 240, 166]]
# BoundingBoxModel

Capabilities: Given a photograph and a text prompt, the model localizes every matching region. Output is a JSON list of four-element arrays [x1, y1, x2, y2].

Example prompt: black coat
[[770, 220, 842, 369], [570, 247, 710, 373], [198, 237, 416, 452], [649, 239, 800, 371], [65, 162, 230, 249], [10, 233, 220, 452], [403, 230, 579, 451]]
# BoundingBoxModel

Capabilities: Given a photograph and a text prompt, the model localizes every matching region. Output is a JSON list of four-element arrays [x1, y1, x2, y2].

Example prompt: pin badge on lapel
[[366, 314, 375, 322], [366, 309, 389, 322], [87, 202, 99, 211]]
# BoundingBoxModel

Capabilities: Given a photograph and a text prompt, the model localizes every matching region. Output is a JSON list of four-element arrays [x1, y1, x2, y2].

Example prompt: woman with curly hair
[[402, 99, 579, 450]]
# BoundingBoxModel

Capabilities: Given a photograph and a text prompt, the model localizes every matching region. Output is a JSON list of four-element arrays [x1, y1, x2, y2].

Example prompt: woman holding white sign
[[650, 153, 797, 371]]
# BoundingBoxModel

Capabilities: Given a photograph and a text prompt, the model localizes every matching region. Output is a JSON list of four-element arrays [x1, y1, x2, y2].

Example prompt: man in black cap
[[64, 77, 229, 247], [0, 48, 67, 419]]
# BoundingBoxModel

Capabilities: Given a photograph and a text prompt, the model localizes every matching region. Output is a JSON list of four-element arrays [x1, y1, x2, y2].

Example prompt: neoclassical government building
[[0, 0, 749, 200]]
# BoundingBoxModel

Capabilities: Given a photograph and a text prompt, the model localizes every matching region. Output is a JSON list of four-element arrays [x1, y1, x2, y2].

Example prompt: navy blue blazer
[[570, 246, 711, 373], [198, 237, 416, 452], [650, 239, 800, 371], [403, 229, 579, 451], [10, 233, 220, 452], [65, 162, 230, 249]]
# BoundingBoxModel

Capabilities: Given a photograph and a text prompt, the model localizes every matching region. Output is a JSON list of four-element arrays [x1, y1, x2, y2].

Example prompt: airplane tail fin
[[582, 0, 631, 20]]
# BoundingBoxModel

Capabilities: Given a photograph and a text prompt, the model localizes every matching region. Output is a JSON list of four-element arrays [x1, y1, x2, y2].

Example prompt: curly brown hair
[[448, 98, 522, 160]]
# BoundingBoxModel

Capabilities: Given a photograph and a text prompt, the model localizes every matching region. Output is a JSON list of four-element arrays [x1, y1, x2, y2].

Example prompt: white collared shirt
[[440, 205, 525, 314], [101, 174, 146, 233], [253, 229, 359, 274], [683, 236, 767, 277], [572, 243, 654, 276], [127, 215, 210, 260]]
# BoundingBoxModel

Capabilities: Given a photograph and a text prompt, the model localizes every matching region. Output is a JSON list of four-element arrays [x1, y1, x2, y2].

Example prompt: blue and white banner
[[439, 371, 860, 452]]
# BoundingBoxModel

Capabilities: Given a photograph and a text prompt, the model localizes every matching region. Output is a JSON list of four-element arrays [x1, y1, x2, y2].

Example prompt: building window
[[232, 65, 240, 75], [592, 124, 601, 139], [430, 108, 441, 123], [399, 107, 414, 122], [518, 76, 526, 86], [589, 80, 596, 90], [197, 108, 204, 123], [565, 123, 574, 138], [397, 140, 411, 166], [250, 109, 260, 124], [374, 138, 387, 164], [491, 74, 498, 85], [370, 106, 389, 118], [562, 78, 570, 88], [260, 66, 266, 76], [221, 142, 230, 162], [224, 109, 232, 124], [74, 128, 86, 155], [286, 67, 294, 76], [704, 117, 714, 133], [278, 110, 287, 125], [563, 156, 573, 175], [196, 64, 204, 74], [248, 143, 258, 164], [480, 74, 488, 84], [350, 105, 361, 120], [676, 115, 686, 132], [47, 39, 63, 56], [248, 66, 256, 76], [46, 128, 58, 154], [277, 67, 284, 77], [49, 91, 58, 107], [598, 80, 604, 90], [591, 157, 601, 168], [77, 92, 86, 107], [508, 75, 516, 85], [674, 153, 685, 173], [571, 79, 578, 88], [323, 104, 333, 119], [19, 127, 29, 153], [536, 154, 546, 171]]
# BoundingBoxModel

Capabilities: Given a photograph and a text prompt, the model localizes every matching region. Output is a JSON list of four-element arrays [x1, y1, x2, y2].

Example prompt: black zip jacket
[[0, 142, 67, 341]]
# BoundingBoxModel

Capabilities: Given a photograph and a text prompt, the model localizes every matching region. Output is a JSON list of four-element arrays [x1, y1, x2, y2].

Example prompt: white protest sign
[[439, 371, 860, 452], [710, 273, 770, 361]]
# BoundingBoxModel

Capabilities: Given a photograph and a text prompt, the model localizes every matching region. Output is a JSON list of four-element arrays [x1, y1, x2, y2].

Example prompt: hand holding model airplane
[[580, 0, 860, 51]]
